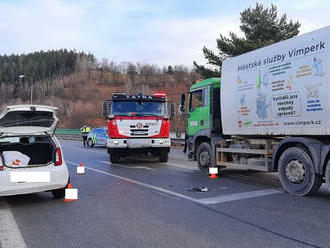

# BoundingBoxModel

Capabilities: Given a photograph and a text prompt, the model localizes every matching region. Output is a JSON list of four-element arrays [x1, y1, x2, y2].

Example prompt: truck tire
[[278, 147, 322, 196], [325, 160, 330, 191], [159, 149, 169, 162], [110, 151, 120, 163], [197, 142, 213, 175], [87, 139, 94, 147]]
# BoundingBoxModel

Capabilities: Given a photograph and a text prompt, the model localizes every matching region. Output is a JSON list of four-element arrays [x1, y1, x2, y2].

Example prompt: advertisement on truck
[[221, 26, 330, 136]]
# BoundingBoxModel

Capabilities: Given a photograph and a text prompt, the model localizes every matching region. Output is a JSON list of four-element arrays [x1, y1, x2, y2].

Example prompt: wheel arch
[[194, 136, 211, 153], [320, 144, 330, 175], [192, 129, 212, 153], [272, 137, 323, 174]]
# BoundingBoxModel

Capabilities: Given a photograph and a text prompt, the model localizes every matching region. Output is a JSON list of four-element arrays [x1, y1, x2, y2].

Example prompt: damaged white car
[[0, 105, 69, 198]]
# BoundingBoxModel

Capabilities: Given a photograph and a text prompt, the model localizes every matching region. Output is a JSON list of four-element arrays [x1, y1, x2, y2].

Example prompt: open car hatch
[[0, 105, 58, 136]]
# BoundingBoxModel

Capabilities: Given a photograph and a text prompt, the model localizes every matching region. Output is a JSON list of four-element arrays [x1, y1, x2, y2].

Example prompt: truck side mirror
[[102, 101, 110, 119], [170, 102, 175, 119], [180, 94, 186, 113]]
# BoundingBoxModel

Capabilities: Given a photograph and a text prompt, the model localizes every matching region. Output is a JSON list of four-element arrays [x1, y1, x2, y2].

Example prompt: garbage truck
[[102, 92, 174, 163], [180, 26, 330, 196]]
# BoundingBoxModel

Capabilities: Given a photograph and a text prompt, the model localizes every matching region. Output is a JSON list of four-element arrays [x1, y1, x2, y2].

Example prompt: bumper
[[0, 163, 69, 197], [107, 138, 171, 149]]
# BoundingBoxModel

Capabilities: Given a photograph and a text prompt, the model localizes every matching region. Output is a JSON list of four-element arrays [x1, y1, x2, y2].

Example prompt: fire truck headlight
[[114, 140, 119, 145], [159, 140, 164, 144]]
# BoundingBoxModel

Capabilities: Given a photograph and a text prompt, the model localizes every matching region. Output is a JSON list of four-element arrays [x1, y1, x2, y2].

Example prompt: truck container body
[[221, 26, 330, 136], [181, 26, 330, 196]]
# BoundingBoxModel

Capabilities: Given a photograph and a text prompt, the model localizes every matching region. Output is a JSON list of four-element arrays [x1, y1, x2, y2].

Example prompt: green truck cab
[[181, 78, 222, 174]]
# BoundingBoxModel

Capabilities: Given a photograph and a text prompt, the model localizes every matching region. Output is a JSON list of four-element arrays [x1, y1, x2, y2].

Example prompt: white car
[[0, 105, 69, 198]]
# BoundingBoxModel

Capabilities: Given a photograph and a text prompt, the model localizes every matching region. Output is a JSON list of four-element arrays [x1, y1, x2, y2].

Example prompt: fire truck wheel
[[110, 151, 120, 163], [159, 149, 169, 162]]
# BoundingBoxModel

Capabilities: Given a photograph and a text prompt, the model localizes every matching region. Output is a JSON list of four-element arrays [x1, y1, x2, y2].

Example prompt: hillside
[[0, 50, 200, 134]]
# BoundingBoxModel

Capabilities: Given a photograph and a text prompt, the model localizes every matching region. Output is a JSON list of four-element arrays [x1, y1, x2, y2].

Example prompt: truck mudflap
[[107, 138, 170, 149]]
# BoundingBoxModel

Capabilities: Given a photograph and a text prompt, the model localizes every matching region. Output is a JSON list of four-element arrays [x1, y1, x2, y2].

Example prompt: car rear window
[[0, 111, 54, 127]]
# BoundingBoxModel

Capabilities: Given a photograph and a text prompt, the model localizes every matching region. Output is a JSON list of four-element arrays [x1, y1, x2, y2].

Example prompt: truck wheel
[[278, 147, 322, 196], [110, 151, 120, 163], [87, 139, 94, 147], [325, 160, 330, 191], [159, 149, 169, 162], [197, 142, 213, 175]]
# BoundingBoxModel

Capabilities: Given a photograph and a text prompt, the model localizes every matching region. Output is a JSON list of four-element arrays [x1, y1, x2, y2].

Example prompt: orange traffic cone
[[209, 167, 219, 179], [63, 183, 78, 202], [77, 162, 85, 175]]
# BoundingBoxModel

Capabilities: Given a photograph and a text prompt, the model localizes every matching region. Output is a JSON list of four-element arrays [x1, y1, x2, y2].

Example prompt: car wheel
[[159, 149, 169, 162], [278, 147, 322, 196], [110, 151, 120, 163], [197, 142, 213, 175], [52, 187, 66, 199], [87, 139, 94, 147]]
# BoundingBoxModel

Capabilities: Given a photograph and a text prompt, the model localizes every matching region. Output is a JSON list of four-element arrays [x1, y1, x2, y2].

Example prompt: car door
[[91, 129, 98, 145], [99, 129, 107, 145]]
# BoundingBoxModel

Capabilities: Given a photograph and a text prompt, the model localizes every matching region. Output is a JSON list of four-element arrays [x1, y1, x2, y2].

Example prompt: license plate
[[10, 171, 50, 183], [132, 131, 147, 135]]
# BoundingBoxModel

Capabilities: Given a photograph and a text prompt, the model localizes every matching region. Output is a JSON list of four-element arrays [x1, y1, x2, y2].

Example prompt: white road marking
[[67, 161, 281, 205], [67, 161, 200, 203], [0, 199, 27, 248], [166, 162, 198, 171], [100, 161, 155, 171], [197, 189, 281, 205]]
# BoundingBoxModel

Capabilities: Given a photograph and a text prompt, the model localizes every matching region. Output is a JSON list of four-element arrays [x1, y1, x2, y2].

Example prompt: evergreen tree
[[167, 65, 173, 75], [194, 3, 300, 78], [0, 49, 95, 84]]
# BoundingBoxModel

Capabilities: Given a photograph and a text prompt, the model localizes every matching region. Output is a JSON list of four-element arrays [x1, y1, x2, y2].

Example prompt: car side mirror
[[179, 94, 186, 113], [102, 101, 110, 119]]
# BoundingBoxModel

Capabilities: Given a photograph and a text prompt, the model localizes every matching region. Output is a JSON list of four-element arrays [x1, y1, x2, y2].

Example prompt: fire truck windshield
[[111, 101, 167, 117]]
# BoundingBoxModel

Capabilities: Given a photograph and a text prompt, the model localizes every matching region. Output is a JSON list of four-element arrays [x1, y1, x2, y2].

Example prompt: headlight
[[159, 140, 164, 144], [114, 140, 119, 144]]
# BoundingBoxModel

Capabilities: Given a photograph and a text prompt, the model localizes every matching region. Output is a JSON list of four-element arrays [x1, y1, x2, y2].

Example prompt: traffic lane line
[[197, 189, 281, 204], [100, 161, 155, 171], [0, 199, 27, 248], [67, 161, 200, 203], [101, 160, 195, 172], [67, 161, 281, 205]]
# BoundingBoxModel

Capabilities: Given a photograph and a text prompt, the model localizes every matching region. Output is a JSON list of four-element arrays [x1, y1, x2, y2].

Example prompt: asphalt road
[[1, 140, 330, 248]]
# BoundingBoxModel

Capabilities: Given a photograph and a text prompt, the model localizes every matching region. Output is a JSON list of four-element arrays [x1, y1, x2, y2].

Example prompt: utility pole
[[18, 75, 33, 104]]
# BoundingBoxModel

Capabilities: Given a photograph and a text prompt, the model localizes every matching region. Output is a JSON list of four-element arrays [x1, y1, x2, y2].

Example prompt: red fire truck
[[102, 92, 173, 163]]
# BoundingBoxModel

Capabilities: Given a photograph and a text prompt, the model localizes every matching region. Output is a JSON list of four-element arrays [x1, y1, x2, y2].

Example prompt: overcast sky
[[0, 0, 329, 67]]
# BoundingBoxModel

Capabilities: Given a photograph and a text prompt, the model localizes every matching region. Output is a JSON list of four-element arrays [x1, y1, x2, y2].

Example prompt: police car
[[87, 128, 109, 147]]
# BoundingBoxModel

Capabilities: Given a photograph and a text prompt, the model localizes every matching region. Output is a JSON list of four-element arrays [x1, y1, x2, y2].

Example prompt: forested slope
[[0, 50, 199, 133]]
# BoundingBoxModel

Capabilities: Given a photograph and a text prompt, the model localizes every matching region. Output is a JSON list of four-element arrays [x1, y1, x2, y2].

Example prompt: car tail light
[[55, 148, 62, 166], [0, 165, 3, 171]]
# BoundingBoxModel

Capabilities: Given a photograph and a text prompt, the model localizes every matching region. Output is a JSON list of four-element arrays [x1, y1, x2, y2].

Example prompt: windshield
[[0, 111, 54, 127], [110, 101, 167, 117]]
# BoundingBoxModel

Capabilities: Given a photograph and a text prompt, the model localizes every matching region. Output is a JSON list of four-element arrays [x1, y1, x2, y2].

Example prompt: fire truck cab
[[102, 92, 173, 163]]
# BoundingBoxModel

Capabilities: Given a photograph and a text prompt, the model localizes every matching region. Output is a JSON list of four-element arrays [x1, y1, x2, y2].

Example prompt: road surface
[[1, 140, 330, 248]]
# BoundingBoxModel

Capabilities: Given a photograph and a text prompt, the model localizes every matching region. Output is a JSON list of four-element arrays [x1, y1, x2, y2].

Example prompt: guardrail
[[55, 129, 184, 146]]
